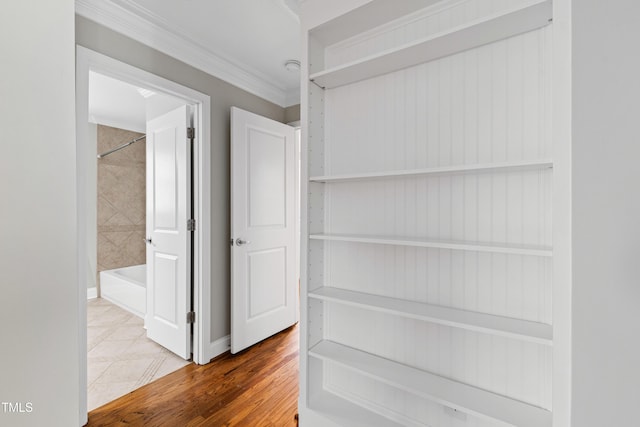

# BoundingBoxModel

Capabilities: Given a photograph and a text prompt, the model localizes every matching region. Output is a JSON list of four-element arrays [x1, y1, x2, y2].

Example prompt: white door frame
[[75, 46, 212, 420]]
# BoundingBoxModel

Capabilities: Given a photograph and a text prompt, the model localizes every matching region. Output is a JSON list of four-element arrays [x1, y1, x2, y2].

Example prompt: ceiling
[[89, 72, 147, 133], [76, 0, 303, 107]]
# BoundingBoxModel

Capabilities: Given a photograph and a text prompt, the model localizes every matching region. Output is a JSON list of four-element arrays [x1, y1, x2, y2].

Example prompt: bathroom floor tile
[[96, 358, 157, 384], [104, 324, 146, 341], [87, 298, 191, 411], [88, 338, 137, 360], [87, 326, 113, 351], [119, 337, 166, 359], [150, 356, 191, 383], [87, 360, 112, 385]]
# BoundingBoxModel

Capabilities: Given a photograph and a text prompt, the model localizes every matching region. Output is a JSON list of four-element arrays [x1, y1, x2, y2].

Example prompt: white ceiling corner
[[75, 0, 302, 107]]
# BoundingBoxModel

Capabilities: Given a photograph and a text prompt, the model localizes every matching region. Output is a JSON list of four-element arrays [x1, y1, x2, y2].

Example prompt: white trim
[[76, 49, 90, 426], [208, 335, 231, 361], [75, 0, 298, 107], [551, 0, 572, 425], [87, 287, 98, 300], [76, 47, 213, 421]]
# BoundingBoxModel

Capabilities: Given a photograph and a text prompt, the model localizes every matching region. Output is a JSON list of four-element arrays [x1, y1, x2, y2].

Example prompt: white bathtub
[[100, 264, 146, 318]]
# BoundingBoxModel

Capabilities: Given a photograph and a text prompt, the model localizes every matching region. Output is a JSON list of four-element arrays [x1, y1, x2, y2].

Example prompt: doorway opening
[[76, 46, 212, 419], [86, 71, 194, 410]]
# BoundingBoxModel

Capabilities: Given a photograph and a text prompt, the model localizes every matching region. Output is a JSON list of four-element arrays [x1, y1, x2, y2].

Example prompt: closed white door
[[145, 105, 191, 359], [230, 107, 297, 354]]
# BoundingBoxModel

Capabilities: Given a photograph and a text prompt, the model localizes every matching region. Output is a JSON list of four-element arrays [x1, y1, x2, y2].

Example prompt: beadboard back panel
[[324, 28, 552, 175]]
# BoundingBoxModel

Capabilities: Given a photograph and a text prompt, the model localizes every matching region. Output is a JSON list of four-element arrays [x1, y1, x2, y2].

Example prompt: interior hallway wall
[[0, 1, 79, 426], [572, 0, 640, 425], [76, 15, 289, 347], [284, 104, 301, 123], [96, 125, 146, 290]]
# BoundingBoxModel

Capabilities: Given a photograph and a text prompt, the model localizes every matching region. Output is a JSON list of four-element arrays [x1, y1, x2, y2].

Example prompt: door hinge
[[187, 127, 195, 139], [187, 218, 196, 231], [187, 311, 196, 324]]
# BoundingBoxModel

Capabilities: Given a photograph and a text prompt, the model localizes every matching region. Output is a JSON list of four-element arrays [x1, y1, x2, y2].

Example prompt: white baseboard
[[87, 287, 98, 300], [205, 335, 230, 362]]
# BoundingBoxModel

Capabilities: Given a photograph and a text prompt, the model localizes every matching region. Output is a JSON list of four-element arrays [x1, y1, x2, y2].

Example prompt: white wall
[[0, 2, 79, 427], [572, 1, 640, 425]]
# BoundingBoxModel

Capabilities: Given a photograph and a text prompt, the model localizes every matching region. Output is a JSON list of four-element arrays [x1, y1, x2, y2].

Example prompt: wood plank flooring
[[87, 324, 299, 426]]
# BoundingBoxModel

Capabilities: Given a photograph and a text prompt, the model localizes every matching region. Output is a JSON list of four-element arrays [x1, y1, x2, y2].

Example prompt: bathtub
[[100, 264, 146, 318]]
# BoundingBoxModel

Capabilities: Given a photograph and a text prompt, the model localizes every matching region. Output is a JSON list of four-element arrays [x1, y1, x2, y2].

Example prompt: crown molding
[[76, 0, 298, 107]]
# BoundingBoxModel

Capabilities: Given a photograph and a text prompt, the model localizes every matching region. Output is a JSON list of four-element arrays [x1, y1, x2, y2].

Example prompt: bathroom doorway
[[76, 46, 212, 416], [86, 72, 192, 410]]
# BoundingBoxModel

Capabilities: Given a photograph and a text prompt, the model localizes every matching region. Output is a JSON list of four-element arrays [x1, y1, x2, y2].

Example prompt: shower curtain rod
[[97, 134, 146, 159]]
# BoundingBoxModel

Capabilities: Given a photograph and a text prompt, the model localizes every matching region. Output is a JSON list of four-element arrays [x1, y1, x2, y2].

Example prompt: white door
[[231, 107, 297, 353], [145, 105, 191, 359]]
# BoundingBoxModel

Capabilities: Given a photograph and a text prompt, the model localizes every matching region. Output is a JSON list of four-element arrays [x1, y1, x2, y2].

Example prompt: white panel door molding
[[146, 104, 191, 359], [231, 107, 297, 354]]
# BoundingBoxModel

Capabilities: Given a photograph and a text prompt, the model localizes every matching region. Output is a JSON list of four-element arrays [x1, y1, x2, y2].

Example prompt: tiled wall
[[97, 125, 146, 287]]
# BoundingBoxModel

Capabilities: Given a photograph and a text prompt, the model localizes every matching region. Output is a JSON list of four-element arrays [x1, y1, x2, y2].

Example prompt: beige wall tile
[[97, 125, 146, 274]]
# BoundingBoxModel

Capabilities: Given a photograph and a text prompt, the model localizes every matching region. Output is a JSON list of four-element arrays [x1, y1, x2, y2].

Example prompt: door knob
[[145, 238, 153, 245], [235, 238, 251, 246]]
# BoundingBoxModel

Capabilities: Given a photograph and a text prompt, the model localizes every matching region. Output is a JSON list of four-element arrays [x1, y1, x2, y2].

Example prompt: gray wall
[[572, 1, 640, 425], [285, 104, 301, 123], [76, 15, 287, 344], [1, 2, 79, 426]]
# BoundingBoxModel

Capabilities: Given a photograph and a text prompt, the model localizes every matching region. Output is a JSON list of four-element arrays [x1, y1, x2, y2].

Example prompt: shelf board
[[309, 340, 552, 427], [309, 287, 552, 345], [309, 234, 552, 257], [309, 0, 552, 89], [309, 159, 553, 183], [309, 391, 404, 427]]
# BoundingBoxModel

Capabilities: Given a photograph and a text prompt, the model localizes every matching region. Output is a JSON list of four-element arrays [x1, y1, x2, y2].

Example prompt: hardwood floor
[[87, 324, 299, 426]]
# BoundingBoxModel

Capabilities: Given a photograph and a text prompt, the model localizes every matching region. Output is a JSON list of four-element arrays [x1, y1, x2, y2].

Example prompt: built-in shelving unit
[[309, 159, 553, 183], [301, 0, 556, 425], [309, 340, 552, 427], [309, 287, 553, 345], [309, 0, 552, 89], [310, 234, 552, 257]]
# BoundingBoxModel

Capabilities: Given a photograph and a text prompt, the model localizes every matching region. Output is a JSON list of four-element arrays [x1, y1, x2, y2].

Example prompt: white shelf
[[310, 159, 553, 183], [309, 0, 552, 89], [309, 391, 404, 427], [309, 287, 552, 345], [309, 234, 552, 257], [309, 340, 552, 427]]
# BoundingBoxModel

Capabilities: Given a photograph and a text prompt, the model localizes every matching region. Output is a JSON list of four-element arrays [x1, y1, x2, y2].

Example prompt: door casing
[[75, 46, 212, 423]]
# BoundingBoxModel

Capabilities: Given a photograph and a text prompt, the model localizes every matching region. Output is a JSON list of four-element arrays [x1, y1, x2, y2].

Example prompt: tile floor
[[87, 298, 191, 411]]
